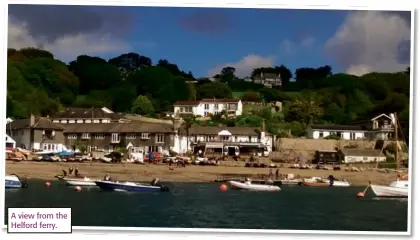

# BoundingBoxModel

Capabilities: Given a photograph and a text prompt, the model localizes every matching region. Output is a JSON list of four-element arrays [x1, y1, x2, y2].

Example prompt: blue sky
[[102, 7, 348, 77], [8, 6, 411, 77]]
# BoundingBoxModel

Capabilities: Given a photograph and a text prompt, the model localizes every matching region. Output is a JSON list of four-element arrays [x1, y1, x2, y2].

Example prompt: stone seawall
[[269, 138, 400, 163]]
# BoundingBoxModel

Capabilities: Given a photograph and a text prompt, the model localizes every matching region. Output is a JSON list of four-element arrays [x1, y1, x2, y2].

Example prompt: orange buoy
[[169, 166, 175, 170], [220, 184, 228, 192], [74, 186, 82, 192], [357, 192, 365, 198], [44, 181, 51, 188]]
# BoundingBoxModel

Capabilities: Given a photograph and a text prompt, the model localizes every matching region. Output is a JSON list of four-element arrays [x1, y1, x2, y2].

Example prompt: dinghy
[[94, 178, 169, 192], [228, 179, 281, 192], [5, 174, 28, 189], [64, 177, 98, 186]]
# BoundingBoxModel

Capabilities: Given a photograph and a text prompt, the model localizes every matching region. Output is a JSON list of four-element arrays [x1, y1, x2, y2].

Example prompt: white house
[[339, 149, 386, 163], [172, 125, 273, 156], [173, 99, 243, 118], [253, 72, 282, 88], [306, 113, 395, 141], [306, 124, 367, 140], [5, 134, 16, 148]]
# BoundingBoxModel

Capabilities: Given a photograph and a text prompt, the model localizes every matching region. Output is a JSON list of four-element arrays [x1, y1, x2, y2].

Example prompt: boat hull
[[370, 184, 408, 198], [228, 181, 281, 192], [94, 181, 167, 192], [5, 175, 27, 189], [302, 182, 329, 187], [280, 179, 301, 185], [64, 178, 98, 186]]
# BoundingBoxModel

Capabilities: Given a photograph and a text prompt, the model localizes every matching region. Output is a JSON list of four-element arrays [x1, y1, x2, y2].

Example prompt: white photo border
[[0, 0, 418, 240]]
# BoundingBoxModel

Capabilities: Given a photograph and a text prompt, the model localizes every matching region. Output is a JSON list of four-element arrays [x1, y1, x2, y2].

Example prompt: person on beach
[[75, 167, 79, 177], [275, 169, 279, 179], [62, 169, 67, 177], [69, 167, 73, 175], [268, 168, 273, 178]]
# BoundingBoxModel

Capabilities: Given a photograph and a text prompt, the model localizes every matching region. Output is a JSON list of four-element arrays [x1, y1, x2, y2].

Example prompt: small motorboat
[[5, 174, 28, 189], [94, 178, 170, 192], [64, 177, 98, 186], [302, 175, 350, 187], [228, 178, 281, 192], [280, 179, 301, 185], [321, 175, 351, 187]]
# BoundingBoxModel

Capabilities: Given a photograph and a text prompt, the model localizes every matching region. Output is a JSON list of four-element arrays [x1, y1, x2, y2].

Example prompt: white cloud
[[208, 55, 274, 78], [8, 17, 132, 62], [325, 11, 410, 76]]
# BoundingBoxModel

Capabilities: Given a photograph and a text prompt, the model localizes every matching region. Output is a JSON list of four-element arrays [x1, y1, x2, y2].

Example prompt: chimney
[[173, 118, 182, 132], [30, 114, 35, 126]]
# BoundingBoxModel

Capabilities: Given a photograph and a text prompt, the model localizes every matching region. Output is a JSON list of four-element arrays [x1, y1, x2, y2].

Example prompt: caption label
[[8, 208, 72, 233]]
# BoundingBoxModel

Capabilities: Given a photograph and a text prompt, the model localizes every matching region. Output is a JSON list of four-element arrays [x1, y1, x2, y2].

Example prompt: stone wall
[[269, 138, 401, 163]]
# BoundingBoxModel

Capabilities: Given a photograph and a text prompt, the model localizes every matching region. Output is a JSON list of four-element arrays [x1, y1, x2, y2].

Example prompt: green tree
[[196, 82, 233, 99], [131, 95, 155, 115], [241, 90, 261, 102]]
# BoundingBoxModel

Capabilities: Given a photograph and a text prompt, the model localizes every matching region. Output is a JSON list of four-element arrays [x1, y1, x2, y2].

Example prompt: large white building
[[306, 113, 395, 141], [171, 124, 273, 156], [173, 99, 243, 118]]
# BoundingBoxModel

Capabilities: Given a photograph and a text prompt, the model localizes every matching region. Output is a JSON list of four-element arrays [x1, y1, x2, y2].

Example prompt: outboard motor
[[160, 186, 170, 192], [21, 180, 28, 188]]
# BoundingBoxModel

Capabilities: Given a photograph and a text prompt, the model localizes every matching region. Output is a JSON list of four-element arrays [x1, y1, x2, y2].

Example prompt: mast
[[393, 112, 399, 171]]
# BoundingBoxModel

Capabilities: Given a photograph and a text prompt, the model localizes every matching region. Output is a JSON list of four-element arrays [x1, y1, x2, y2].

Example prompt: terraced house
[[63, 121, 175, 154]]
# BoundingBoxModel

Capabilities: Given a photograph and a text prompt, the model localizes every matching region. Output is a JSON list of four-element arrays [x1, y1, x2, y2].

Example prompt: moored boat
[[228, 179, 281, 192], [370, 179, 408, 198], [64, 177, 98, 186], [94, 178, 169, 192], [369, 113, 409, 198], [5, 174, 28, 189]]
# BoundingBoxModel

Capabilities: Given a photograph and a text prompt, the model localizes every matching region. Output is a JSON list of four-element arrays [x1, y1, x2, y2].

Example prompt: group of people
[[62, 167, 80, 177], [268, 168, 280, 179]]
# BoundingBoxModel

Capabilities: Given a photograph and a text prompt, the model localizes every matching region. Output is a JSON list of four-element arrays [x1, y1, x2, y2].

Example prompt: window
[[95, 134, 105, 139], [111, 133, 120, 143], [148, 146, 159, 152], [221, 136, 229, 141], [82, 133, 90, 139], [204, 104, 209, 110], [156, 134, 164, 143], [68, 134, 77, 139], [363, 157, 368, 161], [141, 133, 150, 139], [319, 132, 324, 138], [126, 133, 136, 139], [204, 112, 209, 116]]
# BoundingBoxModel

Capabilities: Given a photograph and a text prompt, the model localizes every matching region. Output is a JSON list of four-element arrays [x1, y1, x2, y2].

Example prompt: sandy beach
[[5, 160, 401, 186]]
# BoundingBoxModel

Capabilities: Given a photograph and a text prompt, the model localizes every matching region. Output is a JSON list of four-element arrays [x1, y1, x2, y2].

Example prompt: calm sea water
[[5, 180, 408, 232]]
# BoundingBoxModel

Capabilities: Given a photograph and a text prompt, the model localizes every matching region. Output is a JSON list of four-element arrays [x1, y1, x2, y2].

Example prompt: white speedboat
[[228, 179, 281, 192], [321, 178, 351, 187], [370, 179, 408, 198], [64, 177, 98, 186]]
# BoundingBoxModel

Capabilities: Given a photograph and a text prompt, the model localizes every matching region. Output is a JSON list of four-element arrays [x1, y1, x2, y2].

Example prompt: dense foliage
[[7, 48, 410, 141]]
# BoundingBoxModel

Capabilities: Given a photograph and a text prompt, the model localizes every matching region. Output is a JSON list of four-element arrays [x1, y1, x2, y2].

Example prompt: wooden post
[[394, 112, 399, 171]]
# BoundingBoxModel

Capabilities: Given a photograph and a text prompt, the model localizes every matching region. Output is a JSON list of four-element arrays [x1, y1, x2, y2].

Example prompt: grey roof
[[51, 107, 121, 120], [7, 117, 65, 131], [340, 149, 385, 157]]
